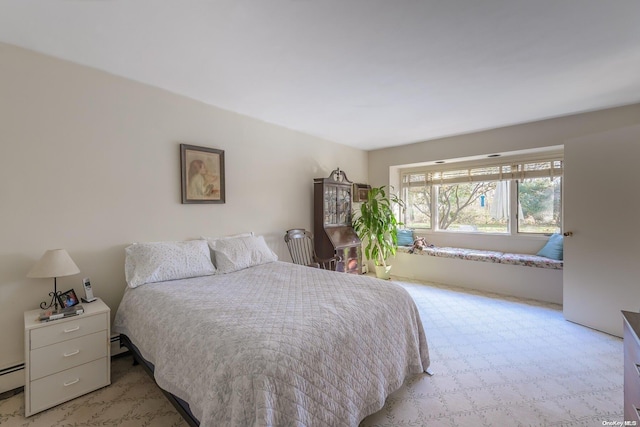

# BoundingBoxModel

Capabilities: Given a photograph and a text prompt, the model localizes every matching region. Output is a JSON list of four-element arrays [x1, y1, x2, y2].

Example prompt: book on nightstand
[[39, 304, 85, 322]]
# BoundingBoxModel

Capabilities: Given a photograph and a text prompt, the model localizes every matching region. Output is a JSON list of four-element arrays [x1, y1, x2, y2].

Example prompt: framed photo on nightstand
[[57, 289, 79, 309]]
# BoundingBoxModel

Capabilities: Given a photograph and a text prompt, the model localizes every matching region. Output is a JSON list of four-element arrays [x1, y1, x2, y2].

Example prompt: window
[[403, 173, 431, 229], [517, 176, 562, 233], [401, 156, 562, 234]]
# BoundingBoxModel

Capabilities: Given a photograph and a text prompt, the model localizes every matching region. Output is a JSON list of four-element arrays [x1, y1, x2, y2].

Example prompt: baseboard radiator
[[0, 363, 24, 376], [0, 363, 25, 399]]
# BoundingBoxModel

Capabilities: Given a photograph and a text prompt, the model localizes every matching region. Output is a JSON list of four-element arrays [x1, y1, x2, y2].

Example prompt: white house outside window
[[400, 156, 563, 235]]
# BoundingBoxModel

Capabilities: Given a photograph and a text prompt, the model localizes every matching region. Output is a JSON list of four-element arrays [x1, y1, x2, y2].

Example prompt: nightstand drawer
[[29, 357, 108, 415], [30, 330, 108, 380], [30, 313, 108, 349]]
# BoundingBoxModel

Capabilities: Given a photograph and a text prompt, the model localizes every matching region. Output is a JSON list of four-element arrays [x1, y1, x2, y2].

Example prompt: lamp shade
[[27, 249, 80, 279]]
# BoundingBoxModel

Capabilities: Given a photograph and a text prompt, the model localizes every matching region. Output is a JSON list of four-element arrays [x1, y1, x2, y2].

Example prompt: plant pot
[[375, 265, 392, 280]]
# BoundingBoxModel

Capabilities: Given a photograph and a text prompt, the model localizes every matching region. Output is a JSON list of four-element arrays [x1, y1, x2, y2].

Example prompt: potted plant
[[353, 185, 405, 279]]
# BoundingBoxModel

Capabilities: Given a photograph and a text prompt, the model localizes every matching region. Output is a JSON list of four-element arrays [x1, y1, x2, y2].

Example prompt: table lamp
[[27, 249, 80, 310]]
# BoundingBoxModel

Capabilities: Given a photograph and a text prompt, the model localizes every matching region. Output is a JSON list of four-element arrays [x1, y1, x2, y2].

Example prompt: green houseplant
[[353, 185, 405, 279]]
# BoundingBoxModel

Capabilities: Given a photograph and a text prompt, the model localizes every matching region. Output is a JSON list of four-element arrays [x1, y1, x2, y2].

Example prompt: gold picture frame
[[180, 144, 225, 204]]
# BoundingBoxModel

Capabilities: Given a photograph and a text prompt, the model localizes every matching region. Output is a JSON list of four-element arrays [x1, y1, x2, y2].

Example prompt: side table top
[[24, 297, 110, 330]]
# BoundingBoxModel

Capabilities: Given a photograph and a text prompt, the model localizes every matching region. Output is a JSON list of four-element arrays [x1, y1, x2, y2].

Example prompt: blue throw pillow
[[396, 229, 414, 246], [536, 233, 563, 260]]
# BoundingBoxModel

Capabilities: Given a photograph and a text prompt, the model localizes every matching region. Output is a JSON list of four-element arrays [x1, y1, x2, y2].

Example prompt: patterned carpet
[[0, 278, 624, 426]]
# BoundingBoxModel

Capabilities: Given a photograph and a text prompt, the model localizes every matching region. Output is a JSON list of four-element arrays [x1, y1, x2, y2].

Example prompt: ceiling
[[1, 1, 639, 151]]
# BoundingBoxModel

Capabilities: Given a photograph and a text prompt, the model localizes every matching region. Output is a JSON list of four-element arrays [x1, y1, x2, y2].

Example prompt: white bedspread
[[113, 261, 429, 426]]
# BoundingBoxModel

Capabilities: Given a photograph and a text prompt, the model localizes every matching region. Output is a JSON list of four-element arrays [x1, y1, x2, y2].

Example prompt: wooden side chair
[[284, 229, 340, 271]]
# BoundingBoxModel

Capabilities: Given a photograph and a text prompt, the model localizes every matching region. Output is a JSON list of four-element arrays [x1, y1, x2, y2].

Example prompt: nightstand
[[24, 298, 111, 416]]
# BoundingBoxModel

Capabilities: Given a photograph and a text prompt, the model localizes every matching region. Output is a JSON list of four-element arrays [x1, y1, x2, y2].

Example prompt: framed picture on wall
[[180, 144, 226, 204], [353, 183, 371, 202]]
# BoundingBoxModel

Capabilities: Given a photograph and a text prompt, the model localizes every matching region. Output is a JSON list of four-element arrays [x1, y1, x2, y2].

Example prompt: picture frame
[[180, 144, 225, 204], [57, 289, 80, 309], [353, 183, 371, 202]]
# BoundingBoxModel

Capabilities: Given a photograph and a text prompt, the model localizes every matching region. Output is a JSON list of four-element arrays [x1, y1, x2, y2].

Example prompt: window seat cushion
[[397, 245, 563, 269]]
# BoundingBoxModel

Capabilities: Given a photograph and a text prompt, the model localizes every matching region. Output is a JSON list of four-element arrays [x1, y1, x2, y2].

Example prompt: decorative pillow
[[396, 229, 414, 246], [202, 232, 254, 266], [125, 240, 215, 288], [536, 233, 564, 260], [209, 235, 278, 274]]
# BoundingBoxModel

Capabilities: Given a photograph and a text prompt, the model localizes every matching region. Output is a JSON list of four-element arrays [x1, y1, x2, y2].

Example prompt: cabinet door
[[337, 246, 361, 274], [337, 186, 351, 225], [324, 185, 337, 225], [324, 184, 352, 226]]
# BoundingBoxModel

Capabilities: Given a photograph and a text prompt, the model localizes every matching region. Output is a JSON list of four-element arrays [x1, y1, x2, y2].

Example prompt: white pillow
[[209, 235, 277, 274], [125, 240, 215, 288], [202, 231, 254, 241], [202, 232, 254, 266]]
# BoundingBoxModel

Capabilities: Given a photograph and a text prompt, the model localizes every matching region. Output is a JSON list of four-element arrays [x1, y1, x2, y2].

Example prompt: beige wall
[[369, 103, 640, 188], [0, 43, 367, 384]]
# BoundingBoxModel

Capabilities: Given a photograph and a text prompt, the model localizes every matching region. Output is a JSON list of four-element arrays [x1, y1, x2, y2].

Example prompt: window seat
[[397, 245, 563, 269]]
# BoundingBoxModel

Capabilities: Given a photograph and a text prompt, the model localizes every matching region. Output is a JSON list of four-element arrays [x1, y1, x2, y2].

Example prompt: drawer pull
[[63, 378, 80, 387], [63, 350, 80, 357], [63, 326, 80, 333]]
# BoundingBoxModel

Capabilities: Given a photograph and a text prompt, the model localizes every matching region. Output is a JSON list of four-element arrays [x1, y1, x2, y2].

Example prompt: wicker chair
[[284, 229, 340, 271]]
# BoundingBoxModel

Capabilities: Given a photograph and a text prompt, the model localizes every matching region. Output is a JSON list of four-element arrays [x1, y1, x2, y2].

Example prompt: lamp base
[[40, 291, 61, 310]]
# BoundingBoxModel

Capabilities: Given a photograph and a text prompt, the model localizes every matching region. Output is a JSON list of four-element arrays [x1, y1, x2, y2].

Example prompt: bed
[[113, 237, 430, 426]]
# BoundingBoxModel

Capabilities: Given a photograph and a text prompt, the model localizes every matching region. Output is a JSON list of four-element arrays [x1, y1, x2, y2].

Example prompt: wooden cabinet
[[24, 298, 111, 416], [314, 168, 362, 274], [623, 310, 640, 423]]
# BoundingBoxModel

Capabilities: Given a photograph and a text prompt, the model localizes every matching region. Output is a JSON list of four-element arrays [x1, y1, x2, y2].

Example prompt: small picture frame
[[353, 183, 371, 202], [57, 289, 80, 309], [180, 144, 225, 204]]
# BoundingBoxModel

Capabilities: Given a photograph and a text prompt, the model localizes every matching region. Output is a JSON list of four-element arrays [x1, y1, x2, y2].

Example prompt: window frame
[[399, 151, 563, 236]]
